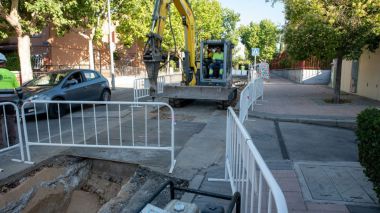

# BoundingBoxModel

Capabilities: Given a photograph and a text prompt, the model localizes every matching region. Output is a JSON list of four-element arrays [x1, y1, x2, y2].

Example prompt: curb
[[248, 113, 357, 130]]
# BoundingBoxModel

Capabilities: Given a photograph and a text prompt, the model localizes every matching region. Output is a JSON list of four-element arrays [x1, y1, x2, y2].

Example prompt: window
[[84, 71, 99, 81], [68, 72, 83, 84]]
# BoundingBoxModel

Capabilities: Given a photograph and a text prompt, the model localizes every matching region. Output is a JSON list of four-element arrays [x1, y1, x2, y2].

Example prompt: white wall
[[272, 69, 331, 85]]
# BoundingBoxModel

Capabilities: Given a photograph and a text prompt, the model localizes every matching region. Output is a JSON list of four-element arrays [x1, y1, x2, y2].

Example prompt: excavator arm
[[143, 0, 197, 97]]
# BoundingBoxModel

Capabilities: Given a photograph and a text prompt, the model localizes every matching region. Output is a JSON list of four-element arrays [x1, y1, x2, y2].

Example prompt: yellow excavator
[[143, 0, 237, 108]]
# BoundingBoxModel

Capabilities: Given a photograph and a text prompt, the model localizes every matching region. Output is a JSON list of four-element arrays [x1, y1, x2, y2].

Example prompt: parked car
[[22, 69, 111, 118]]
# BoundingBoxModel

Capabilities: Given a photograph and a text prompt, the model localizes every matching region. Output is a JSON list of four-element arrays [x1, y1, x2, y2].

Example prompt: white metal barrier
[[239, 77, 264, 122], [133, 76, 166, 102], [211, 107, 288, 213], [134, 78, 150, 102], [0, 102, 25, 172], [21, 100, 176, 173]]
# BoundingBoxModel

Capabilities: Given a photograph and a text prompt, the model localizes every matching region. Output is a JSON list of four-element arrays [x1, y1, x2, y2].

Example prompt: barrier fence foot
[[11, 158, 23, 163], [0, 168, 3, 172], [207, 178, 230, 182], [169, 159, 177, 174], [24, 161, 35, 165]]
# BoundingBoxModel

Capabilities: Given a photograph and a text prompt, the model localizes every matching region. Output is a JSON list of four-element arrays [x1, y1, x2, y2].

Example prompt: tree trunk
[[334, 55, 343, 103], [88, 38, 95, 70], [166, 50, 170, 75], [18, 35, 33, 83]]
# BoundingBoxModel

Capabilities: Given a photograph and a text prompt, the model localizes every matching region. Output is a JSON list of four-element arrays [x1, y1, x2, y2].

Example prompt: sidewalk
[[252, 75, 380, 119]]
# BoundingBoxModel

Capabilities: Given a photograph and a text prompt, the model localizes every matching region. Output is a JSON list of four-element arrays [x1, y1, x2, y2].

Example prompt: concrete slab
[[295, 162, 379, 206], [279, 122, 358, 161], [173, 110, 227, 180]]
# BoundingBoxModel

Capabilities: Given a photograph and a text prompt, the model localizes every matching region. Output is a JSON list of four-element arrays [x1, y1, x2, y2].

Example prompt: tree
[[0, 0, 73, 83], [284, 0, 380, 103], [65, 0, 107, 70], [239, 20, 280, 62], [222, 8, 240, 44]]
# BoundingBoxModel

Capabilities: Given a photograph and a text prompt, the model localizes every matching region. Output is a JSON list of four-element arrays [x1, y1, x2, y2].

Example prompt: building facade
[[339, 47, 380, 101]]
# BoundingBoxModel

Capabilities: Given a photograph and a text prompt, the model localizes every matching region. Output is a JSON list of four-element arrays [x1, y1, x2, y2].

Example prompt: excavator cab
[[198, 40, 233, 87]]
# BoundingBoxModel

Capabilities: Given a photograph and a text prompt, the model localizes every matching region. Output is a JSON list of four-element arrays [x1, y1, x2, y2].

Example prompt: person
[[209, 46, 224, 78], [0, 53, 22, 148], [204, 47, 213, 78]]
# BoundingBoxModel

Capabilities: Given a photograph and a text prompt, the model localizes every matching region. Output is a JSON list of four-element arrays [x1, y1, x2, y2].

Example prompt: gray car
[[22, 69, 111, 118]]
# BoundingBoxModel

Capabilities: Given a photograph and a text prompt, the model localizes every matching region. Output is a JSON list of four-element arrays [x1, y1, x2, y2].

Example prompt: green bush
[[357, 108, 380, 202]]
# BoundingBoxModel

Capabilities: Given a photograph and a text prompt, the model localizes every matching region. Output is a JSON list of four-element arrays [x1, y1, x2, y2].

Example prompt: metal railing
[[21, 100, 176, 173], [0, 102, 25, 172], [239, 76, 264, 122], [134, 78, 150, 102], [210, 107, 288, 213], [133, 74, 181, 102]]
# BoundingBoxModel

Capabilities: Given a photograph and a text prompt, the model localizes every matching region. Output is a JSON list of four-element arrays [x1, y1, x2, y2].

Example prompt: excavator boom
[[143, 0, 197, 97]]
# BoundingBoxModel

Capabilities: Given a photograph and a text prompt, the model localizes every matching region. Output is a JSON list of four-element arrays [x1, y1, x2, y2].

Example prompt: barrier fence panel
[[211, 107, 288, 213], [157, 76, 165, 94], [134, 78, 150, 102], [21, 100, 176, 173], [239, 83, 253, 123], [133, 74, 182, 102], [0, 102, 25, 171], [239, 76, 264, 123]]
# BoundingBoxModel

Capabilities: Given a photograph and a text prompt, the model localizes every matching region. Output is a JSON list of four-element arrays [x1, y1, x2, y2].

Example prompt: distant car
[[22, 69, 111, 118]]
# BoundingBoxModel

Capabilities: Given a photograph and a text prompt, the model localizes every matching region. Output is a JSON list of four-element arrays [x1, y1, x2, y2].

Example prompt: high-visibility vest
[[0, 68, 19, 89], [212, 52, 224, 60], [0, 68, 20, 102]]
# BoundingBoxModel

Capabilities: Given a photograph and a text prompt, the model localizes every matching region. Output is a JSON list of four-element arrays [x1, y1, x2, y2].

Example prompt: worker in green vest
[[0, 53, 22, 148], [209, 46, 224, 78]]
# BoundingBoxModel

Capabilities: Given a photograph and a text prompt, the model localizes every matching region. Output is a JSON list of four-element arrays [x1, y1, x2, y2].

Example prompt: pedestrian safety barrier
[[0, 102, 25, 172], [133, 76, 165, 102], [239, 76, 264, 122], [20, 100, 176, 173], [210, 107, 288, 213], [133, 74, 182, 102]]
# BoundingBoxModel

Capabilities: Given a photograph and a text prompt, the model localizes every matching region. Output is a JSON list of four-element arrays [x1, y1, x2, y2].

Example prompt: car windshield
[[26, 72, 69, 86]]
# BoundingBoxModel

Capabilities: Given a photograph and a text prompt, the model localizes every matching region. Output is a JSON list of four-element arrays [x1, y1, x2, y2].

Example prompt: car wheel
[[100, 90, 111, 101], [48, 98, 66, 119]]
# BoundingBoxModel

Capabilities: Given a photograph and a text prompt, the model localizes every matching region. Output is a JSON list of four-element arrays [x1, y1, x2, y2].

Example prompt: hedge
[[356, 108, 380, 202]]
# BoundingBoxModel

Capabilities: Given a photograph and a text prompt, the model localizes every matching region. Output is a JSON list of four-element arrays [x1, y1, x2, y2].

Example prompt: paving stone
[[306, 202, 349, 212]]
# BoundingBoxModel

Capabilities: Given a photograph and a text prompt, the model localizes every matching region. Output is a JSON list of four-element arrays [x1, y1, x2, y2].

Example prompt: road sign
[[251, 48, 260, 56]]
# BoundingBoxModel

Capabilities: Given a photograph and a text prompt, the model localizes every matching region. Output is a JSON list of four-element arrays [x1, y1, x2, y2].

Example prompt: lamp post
[[107, 0, 115, 90]]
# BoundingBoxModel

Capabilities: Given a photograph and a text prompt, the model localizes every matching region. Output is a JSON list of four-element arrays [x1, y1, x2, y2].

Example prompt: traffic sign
[[251, 48, 260, 56]]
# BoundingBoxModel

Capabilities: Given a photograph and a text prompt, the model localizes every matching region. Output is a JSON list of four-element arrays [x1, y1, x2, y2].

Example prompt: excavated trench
[[0, 155, 186, 213]]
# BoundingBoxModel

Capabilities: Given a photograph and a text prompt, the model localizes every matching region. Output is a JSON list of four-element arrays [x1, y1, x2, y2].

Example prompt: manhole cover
[[294, 162, 379, 206]]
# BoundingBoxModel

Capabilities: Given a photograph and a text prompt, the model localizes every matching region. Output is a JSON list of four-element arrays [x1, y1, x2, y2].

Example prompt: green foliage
[[61, 0, 106, 41], [114, 0, 239, 52], [239, 20, 280, 62], [221, 8, 240, 44], [0, 0, 78, 37], [4, 52, 20, 71], [113, 0, 153, 48], [356, 108, 380, 203], [284, 0, 380, 61]]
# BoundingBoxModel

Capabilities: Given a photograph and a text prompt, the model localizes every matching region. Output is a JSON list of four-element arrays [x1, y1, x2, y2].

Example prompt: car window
[[67, 72, 83, 84], [83, 71, 99, 81], [26, 72, 68, 86]]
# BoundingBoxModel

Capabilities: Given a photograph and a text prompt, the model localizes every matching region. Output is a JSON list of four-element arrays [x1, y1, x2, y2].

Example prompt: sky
[[219, 0, 285, 26]]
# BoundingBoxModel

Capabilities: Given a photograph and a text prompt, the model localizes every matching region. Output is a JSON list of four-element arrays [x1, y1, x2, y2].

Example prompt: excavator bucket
[[144, 61, 160, 97]]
